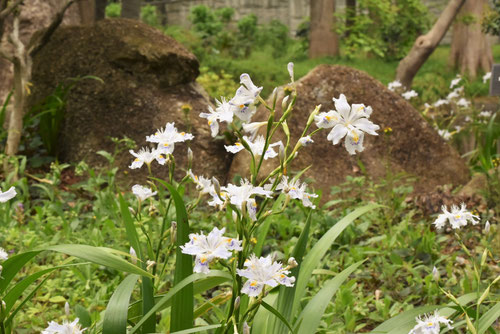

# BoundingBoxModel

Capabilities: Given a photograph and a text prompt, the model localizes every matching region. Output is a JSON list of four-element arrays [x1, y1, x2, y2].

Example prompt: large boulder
[[229, 65, 470, 197], [29, 18, 231, 183]]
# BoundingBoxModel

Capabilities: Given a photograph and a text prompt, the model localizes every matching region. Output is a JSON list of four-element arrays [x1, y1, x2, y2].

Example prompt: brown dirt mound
[[28, 18, 232, 184], [229, 64, 470, 199]]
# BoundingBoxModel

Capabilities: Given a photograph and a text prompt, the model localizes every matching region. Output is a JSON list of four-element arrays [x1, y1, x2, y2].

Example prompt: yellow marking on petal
[[200, 256, 208, 264], [226, 238, 232, 243], [280, 274, 285, 278], [358, 106, 365, 112], [134, 158, 140, 162], [181, 132, 185, 135], [455, 215, 461, 219], [159, 155, 164, 159], [250, 281, 258, 287], [239, 104, 245, 108], [236, 143, 242, 146], [164, 143, 170, 147]]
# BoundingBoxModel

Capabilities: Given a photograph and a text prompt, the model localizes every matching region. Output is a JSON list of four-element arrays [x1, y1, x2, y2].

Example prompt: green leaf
[[478, 301, 500, 334], [130, 271, 231, 334], [5, 276, 51, 326], [38, 244, 153, 277], [163, 182, 194, 332], [295, 261, 364, 333], [75, 305, 92, 328], [273, 211, 312, 334], [170, 324, 222, 334], [293, 203, 379, 315], [0, 252, 39, 294], [253, 293, 278, 334], [103, 274, 139, 334], [118, 194, 142, 259], [261, 300, 294, 333]]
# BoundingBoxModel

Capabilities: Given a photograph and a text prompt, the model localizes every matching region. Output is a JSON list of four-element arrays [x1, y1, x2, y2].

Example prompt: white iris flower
[[276, 176, 318, 209], [408, 310, 453, 334], [229, 74, 262, 122], [433, 99, 449, 107], [200, 98, 234, 137], [225, 135, 282, 160], [131, 185, 157, 201], [450, 74, 462, 89], [237, 254, 295, 297], [187, 170, 214, 195], [180, 227, 242, 273], [433, 203, 479, 230], [42, 318, 86, 334], [483, 72, 491, 84], [0, 186, 16, 203], [316, 94, 379, 155], [298, 136, 314, 147], [146, 122, 194, 154], [129, 147, 166, 169], [221, 179, 272, 219]]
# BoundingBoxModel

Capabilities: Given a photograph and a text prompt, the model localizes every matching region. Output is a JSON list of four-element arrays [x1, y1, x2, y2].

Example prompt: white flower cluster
[[387, 80, 418, 100], [408, 310, 453, 334], [237, 254, 295, 297], [314, 94, 380, 155], [200, 73, 262, 138], [129, 122, 193, 169], [180, 227, 242, 273], [131, 184, 157, 201], [433, 203, 479, 230]]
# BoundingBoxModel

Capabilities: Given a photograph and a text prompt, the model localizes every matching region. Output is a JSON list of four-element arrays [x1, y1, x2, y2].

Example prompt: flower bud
[[282, 95, 290, 111], [187, 147, 193, 168], [432, 266, 440, 282], [287, 62, 294, 83], [212, 177, 221, 196], [484, 221, 490, 234], [130, 247, 138, 265], [481, 248, 488, 267], [288, 257, 298, 268], [306, 105, 321, 127], [65, 302, 70, 317], [128, 207, 136, 215], [279, 142, 286, 164], [272, 87, 278, 107], [375, 289, 382, 301], [234, 296, 240, 310], [243, 321, 250, 334]]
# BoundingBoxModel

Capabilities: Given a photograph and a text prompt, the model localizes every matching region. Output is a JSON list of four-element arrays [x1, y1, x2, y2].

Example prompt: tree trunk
[[121, 0, 141, 20], [156, 2, 167, 26], [78, 0, 95, 24], [396, 0, 466, 88], [309, 0, 339, 58], [449, 0, 493, 78], [95, 0, 106, 21]]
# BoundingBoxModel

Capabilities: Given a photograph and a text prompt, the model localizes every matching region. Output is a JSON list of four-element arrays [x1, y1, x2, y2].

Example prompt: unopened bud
[[287, 62, 294, 83], [232, 211, 238, 222], [146, 260, 156, 271], [171, 221, 177, 244], [279, 142, 285, 163], [288, 257, 298, 268], [128, 207, 136, 216], [187, 148, 193, 167], [64, 302, 70, 317], [481, 248, 488, 267], [432, 266, 440, 282], [282, 95, 290, 111], [484, 221, 490, 234], [243, 321, 250, 334], [234, 296, 240, 310], [306, 105, 321, 126], [130, 247, 138, 265], [212, 177, 221, 196], [272, 87, 278, 107]]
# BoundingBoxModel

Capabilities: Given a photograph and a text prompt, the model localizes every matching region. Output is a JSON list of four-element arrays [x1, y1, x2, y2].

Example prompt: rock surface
[[229, 64, 470, 198], [29, 18, 231, 183]]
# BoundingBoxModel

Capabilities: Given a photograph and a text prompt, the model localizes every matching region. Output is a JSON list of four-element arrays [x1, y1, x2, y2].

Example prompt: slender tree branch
[[28, 0, 75, 57], [0, 0, 23, 20]]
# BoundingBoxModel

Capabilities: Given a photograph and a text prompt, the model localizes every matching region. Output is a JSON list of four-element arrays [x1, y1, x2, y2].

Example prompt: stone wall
[[164, 0, 449, 35]]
